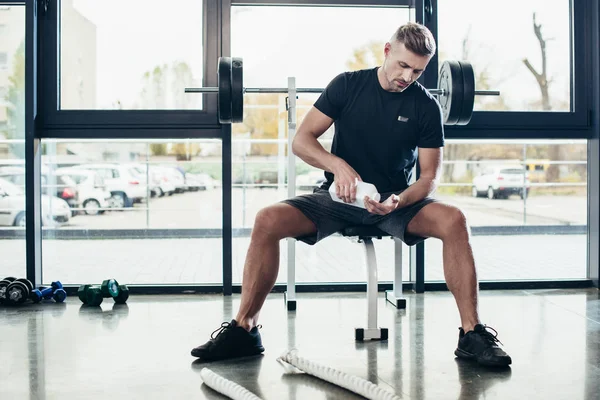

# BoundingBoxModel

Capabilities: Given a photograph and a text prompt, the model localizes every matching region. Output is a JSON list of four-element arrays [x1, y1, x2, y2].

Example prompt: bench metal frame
[[286, 226, 407, 341]]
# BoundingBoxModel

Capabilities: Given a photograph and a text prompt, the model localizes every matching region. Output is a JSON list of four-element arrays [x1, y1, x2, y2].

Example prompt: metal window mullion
[[413, 0, 432, 293], [587, 0, 600, 287], [26, 0, 42, 286]]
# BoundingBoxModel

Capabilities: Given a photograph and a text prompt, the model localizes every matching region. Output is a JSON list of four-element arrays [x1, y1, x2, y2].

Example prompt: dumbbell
[[30, 281, 67, 303], [3, 278, 34, 305], [78, 279, 130, 306], [0, 277, 17, 304], [0, 278, 30, 305], [113, 285, 130, 304]]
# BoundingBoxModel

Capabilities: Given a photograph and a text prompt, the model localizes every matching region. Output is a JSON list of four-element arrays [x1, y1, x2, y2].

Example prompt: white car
[[130, 164, 176, 197], [155, 166, 187, 193], [54, 168, 112, 215], [185, 173, 216, 191], [472, 165, 530, 199], [0, 177, 71, 227], [71, 164, 148, 209]]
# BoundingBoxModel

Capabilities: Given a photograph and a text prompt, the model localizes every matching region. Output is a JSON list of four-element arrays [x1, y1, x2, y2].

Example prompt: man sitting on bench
[[191, 22, 512, 368]]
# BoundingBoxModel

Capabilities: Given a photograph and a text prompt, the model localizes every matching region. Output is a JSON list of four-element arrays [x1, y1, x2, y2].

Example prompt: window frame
[[13, 0, 599, 289], [229, 1, 591, 138], [37, 0, 223, 138], [426, 0, 592, 139], [231, 0, 415, 6]]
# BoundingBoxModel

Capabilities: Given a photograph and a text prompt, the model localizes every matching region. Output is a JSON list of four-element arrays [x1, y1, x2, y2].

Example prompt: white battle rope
[[277, 349, 401, 400], [200, 368, 262, 400]]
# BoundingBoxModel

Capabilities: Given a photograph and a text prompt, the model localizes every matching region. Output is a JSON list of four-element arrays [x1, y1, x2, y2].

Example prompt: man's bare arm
[[292, 106, 362, 202], [397, 147, 443, 208], [291, 106, 339, 173]]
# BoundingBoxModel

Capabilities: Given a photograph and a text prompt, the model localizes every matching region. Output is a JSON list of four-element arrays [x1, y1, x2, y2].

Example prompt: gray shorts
[[281, 188, 437, 246]]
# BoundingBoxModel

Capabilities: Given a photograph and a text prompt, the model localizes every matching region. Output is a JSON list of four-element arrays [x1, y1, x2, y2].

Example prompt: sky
[[436, 0, 571, 111], [69, 0, 571, 112]]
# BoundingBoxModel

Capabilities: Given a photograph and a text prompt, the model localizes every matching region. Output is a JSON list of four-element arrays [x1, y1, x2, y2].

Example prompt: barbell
[[185, 57, 499, 126]]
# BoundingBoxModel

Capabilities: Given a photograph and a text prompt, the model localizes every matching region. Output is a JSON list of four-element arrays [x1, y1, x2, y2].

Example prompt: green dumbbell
[[78, 279, 125, 306], [85, 286, 104, 306], [113, 285, 130, 304], [77, 284, 104, 306], [77, 284, 92, 303], [100, 279, 120, 298]]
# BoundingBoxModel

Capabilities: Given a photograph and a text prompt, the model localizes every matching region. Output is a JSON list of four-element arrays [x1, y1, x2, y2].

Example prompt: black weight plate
[[6, 281, 28, 304], [437, 60, 463, 125], [15, 278, 33, 293], [218, 57, 233, 124], [458, 61, 475, 125], [230, 57, 244, 123], [0, 280, 11, 303]]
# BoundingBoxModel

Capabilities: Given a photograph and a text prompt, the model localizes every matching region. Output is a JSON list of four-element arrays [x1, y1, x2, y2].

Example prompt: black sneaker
[[454, 324, 512, 367], [191, 319, 265, 361]]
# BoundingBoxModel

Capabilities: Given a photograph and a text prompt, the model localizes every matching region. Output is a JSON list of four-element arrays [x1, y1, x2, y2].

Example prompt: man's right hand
[[331, 159, 362, 203]]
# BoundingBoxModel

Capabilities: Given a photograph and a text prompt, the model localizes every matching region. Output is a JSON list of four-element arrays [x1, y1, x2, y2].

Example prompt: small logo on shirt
[[397, 115, 409, 122]]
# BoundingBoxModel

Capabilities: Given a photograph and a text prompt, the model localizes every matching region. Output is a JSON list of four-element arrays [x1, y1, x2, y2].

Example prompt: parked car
[[54, 168, 112, 215], [71, 164, 147, 208], [0, 166, 81, 211], [130, 165, 176, 197], [150, 165, 188, 195], [472, 165, 530, 199], [155, 166, 187, 193], [185, 173, 216, 191], [0, 177, 71, 227]]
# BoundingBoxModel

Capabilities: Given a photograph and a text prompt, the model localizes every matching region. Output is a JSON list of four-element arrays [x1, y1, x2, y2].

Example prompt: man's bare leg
[[406, 202, 480, 332], [235, 203, 316, 331], [404, 202, 512, 367]]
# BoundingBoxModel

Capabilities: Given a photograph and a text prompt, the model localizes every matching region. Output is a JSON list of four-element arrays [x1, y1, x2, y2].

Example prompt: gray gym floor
[[1, 288, 599, 399]]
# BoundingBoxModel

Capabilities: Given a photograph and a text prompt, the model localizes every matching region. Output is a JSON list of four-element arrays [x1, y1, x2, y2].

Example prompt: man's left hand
[[364, 194, 400, 215]]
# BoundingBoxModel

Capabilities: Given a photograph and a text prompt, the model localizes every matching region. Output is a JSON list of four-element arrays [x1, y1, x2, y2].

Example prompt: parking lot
[[1, 176, 589, 284], [0, 160, 587, 230], [61, 186, 586, 230], [1, 185, 588, 283]]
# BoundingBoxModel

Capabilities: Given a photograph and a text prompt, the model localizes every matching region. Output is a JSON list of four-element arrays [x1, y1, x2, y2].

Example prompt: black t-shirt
[[313, 67, 444, 194]]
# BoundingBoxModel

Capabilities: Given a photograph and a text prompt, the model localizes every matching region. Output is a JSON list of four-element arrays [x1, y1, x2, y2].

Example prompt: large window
[[12, 0, 596, 290], [231, 5, 411, 88], [426, 139, 587, 281], [40, 139, 223, 285], [230, 4, 413, 284], [59, 0, 204, 110], [438, 0, 572, 112], [0, 4, 25, 279]]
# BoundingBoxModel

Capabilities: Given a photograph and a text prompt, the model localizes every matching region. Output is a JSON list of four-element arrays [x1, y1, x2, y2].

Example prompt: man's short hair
[[392, 22, 436, 57]]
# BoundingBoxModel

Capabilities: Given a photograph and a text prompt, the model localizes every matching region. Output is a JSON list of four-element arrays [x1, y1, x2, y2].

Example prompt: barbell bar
[[185, 86, 499, 96], [185, 57, 500, 125]]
